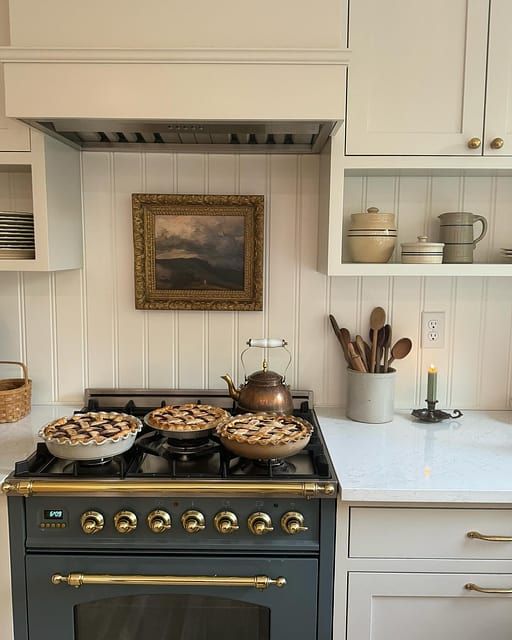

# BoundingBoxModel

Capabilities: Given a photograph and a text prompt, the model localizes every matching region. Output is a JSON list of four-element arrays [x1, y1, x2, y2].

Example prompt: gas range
[[4, 388, 336, 496], [3, 389, 337, 640]]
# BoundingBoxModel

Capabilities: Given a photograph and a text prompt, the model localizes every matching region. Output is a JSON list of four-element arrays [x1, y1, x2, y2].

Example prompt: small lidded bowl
[[347, 206, 397, 263], [401, 236, 444, 264]]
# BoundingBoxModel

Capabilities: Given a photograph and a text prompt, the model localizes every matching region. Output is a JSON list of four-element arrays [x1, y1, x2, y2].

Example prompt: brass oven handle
[[465, 583, 512, 594], [467, 530, 512, 542], [51, 573, 287, 590]]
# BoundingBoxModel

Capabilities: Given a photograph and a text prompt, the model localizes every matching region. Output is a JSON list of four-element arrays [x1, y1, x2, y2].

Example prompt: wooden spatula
[[369, 307, 386, 373]]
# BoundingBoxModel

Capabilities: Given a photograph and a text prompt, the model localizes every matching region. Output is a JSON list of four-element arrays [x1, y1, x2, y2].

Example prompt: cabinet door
[[346, 0, 489, 156], [484, 0, 512, 155], [348, 572, 512, 640], [0, 65, 30, 151]]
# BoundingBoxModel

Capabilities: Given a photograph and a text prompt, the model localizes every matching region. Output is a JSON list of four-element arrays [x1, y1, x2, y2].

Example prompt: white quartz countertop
[[318, 408, 512, 504], [0, 405, 80, 483], [2, 406, 512, 505]]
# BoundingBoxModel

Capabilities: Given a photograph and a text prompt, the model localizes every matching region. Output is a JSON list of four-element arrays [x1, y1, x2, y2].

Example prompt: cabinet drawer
[[350, 507, 512, 559], [348, 572, 512, 640]]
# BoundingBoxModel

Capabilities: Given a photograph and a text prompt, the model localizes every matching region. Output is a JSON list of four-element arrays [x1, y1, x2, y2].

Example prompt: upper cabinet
[[484, 0, 512, 155], [346, 0, 512, 157]]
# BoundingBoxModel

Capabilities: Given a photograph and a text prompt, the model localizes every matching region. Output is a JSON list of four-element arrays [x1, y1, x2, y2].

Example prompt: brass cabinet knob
[[467, 137, 482, 149], [147, 509, 171, 534], [181, 510, 206, 533], [280, 511, 308, 535], [490, 137, 505, 149], [80, 511, 104, 535], [248, 512, 274, 535], [114, 510, 138, 534], [214, 511, 239, 534]]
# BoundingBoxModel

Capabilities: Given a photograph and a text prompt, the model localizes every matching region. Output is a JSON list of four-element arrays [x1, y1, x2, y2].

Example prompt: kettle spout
[[221, 374, 240, 401]]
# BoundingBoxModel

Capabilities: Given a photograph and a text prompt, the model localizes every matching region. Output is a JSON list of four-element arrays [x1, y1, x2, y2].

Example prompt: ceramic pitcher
[[438, 212, 488, 263]]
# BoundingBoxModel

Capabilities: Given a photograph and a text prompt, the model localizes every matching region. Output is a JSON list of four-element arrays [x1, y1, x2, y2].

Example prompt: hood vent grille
[[30, 119, 338, 154]]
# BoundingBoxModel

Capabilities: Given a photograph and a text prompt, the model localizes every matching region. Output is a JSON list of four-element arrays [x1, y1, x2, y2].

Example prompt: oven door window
[[75, 594, 269, 639]]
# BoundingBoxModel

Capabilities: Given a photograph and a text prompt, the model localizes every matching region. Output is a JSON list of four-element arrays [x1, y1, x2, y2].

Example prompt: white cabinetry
[[348, 573, 512, 640], [0, 129, 82, 271], [337, 505, 512, 640], [346, 0, 488, 156], [484, 0, 512, 154], [347, 0, 512, 158]]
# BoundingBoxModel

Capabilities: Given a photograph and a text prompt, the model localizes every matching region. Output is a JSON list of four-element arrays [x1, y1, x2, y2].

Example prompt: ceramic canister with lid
[[401, 236, 445, 264], [347, 206, 397, 263]]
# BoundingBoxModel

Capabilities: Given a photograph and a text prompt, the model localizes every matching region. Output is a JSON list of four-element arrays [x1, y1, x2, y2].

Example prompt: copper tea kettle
[[221, 339, 294, 415]]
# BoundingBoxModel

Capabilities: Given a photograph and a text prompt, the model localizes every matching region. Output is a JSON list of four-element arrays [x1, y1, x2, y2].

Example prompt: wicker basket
[[0, 361, 32, 423]]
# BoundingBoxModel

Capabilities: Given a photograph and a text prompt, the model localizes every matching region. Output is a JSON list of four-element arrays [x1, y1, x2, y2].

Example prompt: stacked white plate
[[0, 211, 35, 259], [500, 248, 512, 260]]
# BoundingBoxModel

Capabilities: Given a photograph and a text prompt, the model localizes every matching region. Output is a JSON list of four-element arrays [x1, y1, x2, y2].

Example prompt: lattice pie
[[145, 403, 230, 432], [40, 412, 142, 445], [216, 413, 313, 446]]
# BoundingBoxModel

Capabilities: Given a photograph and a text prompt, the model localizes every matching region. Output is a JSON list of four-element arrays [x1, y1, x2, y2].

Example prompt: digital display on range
[[43, 510, 64, 520]]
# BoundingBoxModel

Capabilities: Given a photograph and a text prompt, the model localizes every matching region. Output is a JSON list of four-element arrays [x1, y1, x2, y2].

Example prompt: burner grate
[[13, 390, 334, 481]]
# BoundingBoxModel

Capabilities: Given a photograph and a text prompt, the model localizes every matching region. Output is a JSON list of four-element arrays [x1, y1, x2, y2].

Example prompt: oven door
[[26, 554, 318, 640]]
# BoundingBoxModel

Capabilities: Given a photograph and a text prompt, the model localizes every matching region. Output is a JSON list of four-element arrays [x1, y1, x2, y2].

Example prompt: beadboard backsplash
[[0, 152, 511, 409]]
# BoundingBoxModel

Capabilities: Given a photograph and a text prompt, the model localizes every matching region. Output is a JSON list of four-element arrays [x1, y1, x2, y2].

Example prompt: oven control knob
[[80, 511, 104, 535], [114, 510, 138, 534], [147, 510, 172, 534], [248, 512, 274, 535], [214, 511, 239, 534], [181, 510, 206, 534], [281, 512, 308, 535]]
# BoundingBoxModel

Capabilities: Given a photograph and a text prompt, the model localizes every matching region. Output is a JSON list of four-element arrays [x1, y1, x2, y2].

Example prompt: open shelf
[[334, 263, 512, 277]]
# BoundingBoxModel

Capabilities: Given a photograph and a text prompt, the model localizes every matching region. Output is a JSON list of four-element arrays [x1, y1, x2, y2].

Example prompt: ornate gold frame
[[132, 194, 264, 311]]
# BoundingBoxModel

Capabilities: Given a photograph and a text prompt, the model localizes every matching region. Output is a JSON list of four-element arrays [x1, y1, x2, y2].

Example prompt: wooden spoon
[[348, 342, 367, 372], [339, 328, 352, 365], [382, 324, 392, 373], [355, 335, 369, 371], [376, 326, 389, 372], [369, 307, 386, 373], [329, 314, 350, 364], [387, 337, 413, 368]]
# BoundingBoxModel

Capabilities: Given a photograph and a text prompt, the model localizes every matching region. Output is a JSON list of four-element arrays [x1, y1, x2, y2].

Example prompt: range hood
[[0, 48, 349, 154], [30, 119, 338, 154]]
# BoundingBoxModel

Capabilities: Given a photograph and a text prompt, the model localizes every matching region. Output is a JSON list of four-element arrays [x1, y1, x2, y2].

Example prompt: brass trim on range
[[467, 530, 512, 542], [51, 573, 287, 590], [465, 583, 512, 594], [2, 479, 336, 499]]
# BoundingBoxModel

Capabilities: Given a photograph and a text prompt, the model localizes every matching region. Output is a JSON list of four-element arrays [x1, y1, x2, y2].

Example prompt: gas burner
[[161, 438, 219, 461], [231, 457, 297, 476], [135, 430, 219, 461], [62, 457, 122, 476]]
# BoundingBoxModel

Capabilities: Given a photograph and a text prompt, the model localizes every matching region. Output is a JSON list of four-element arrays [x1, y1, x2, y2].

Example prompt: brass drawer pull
[[467, 530, 512, 542], [51, 573, 286, 590], [465, 583, 512, 594]]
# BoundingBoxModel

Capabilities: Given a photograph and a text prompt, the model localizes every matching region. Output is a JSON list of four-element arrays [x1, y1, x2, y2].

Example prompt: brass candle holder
[[411, 399, 463, 423]]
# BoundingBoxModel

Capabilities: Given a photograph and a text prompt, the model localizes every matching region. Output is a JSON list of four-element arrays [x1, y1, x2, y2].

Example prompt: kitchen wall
[[0, 151, 511, 409]]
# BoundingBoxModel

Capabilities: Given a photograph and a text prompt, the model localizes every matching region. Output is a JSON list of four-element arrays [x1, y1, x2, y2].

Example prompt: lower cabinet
[[347, 572, 512, 640]]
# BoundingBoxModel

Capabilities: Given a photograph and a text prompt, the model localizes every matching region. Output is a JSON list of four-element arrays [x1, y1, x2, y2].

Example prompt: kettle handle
[[247, 338, 287, 348], [241, 339, 292, 382]]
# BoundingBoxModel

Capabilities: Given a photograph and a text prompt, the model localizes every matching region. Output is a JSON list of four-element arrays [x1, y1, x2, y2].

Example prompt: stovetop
[[12, 388, 335, 483]]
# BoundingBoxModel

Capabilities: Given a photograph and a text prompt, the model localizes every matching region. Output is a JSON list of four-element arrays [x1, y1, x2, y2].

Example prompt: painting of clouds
[[154, 214, 245, 291]]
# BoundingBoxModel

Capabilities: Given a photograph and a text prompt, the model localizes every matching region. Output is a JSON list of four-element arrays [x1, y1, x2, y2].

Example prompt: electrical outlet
[[422, 312, 445, 348]]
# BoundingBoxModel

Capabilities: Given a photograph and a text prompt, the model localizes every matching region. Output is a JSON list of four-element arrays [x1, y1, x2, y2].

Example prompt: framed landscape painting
[[132, 194, 264, 310]]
